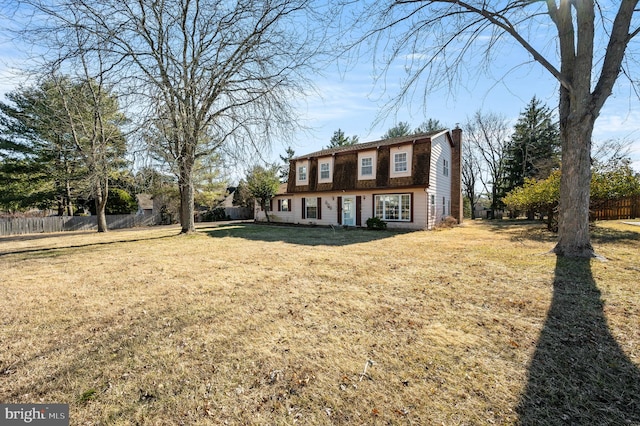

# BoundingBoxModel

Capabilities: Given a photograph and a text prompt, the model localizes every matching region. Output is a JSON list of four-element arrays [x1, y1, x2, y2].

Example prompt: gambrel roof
[[292, 129, 449, 160]]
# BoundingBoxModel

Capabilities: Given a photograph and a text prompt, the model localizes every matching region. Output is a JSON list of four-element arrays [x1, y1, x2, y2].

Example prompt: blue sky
[[1, 4, 639, 174], [287, 44, 640, 172]]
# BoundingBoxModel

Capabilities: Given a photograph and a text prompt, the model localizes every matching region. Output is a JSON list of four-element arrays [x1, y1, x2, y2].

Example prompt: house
[[136, 193, 154, 216], [214, 188, 254, 220], [255, 128, 462, 229]]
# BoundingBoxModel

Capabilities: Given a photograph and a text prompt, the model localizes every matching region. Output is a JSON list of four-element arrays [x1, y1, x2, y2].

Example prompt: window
[[279, 199, 289, 212], [305, 197, 317, 219], [320, 163, 330, 180], [358, 151, 377, 180], [394, 153, 407, 173], [361, 157, 373, 176], [298, 165, 307, 181], [375, 194, 411, 221], [443, 159, 449, 177]]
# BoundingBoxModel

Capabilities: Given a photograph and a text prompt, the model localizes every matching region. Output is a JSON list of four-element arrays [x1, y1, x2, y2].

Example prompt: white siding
[[428, 132, 453, 225], [255, 189, 429, 230]]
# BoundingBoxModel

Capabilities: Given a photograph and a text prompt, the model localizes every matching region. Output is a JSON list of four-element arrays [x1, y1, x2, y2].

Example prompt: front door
[[342, 196, 355, 226]]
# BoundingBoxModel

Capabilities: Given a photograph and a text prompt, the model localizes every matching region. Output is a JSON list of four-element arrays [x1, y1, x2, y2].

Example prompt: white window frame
[[389, 145, 412, 178], [443, 159, 449, 177], [280, 199, 289, 212], [361, 157, 373, 176], [320, 163, 330, 180], [374, 194, 411, 222], [394, 152, 407, 173], [358, 150, 377, 180], [296, 160, 308, 186]]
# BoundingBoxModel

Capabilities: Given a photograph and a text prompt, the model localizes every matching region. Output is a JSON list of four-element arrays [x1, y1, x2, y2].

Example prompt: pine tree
[[327, 129, 358, 148], [503, 97, 560, 195], [381, 122, 412, 139], [278, 146, 295, 182]]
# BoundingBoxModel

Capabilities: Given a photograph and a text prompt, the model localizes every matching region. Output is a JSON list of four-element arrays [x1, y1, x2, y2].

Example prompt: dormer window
[[361, 158, 373, 176], [390, 146, 412, 177], [394, 152, 407, 173], [296, 160, 309, 186], [358, 150, 377, 180], [320, 163, 330, 180]]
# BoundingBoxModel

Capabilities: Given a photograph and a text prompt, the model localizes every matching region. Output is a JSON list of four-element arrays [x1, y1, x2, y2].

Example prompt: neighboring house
[[255, 128, 462, 229], [135, 193, 162, 226], [215, 189, 254, 220], [136, 194, 154, 216]]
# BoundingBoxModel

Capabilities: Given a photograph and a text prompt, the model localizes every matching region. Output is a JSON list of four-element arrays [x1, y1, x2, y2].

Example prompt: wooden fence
[[591, 196, 640, 221], [0, 213, 160, 236]]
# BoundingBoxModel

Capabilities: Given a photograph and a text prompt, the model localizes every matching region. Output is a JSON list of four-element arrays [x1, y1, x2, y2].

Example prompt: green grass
[[0, 220, 638, 424]]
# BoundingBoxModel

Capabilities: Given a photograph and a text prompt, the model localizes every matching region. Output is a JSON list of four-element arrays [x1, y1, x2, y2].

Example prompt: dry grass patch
[[0, 220, 638, 425]]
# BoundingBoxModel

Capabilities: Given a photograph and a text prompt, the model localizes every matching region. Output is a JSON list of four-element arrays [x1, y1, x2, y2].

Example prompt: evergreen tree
[[381, 121, 412, 139], [232, 179, 254, 208], [503, 97, 560, 194], [414, 118, 445, 134], [278, 146, 295, 182], [327, 129, 358, 148], [0, 76, 128, 223]]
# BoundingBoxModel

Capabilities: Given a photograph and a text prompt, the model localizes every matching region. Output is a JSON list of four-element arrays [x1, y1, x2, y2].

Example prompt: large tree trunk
[[553, 116, 595, 257], [178, 159, 196, 234], [94, 180, 109, 233], [65, 179, 73, 216], [262, 200, 271, 223]]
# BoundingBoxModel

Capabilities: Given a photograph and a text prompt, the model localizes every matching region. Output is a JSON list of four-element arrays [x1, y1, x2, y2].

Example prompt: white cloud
[[593, 111, 640, 139]]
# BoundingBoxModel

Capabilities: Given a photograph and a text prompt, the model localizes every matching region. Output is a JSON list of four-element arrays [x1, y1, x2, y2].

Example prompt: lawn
[[1, 220, 638, 425]]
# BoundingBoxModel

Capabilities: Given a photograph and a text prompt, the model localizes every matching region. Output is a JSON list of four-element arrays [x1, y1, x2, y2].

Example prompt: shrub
[[87, 188, 139, 215], [366, 217, 387, 230], [203, 207, 229, 221], [435, 216, 458, 229]]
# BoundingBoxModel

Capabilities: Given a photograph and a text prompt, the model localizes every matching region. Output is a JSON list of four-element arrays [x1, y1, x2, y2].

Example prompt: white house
[[256, 128, 462, 229]]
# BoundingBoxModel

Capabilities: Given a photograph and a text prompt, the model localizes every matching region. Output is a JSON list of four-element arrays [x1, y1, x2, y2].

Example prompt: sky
[[286, 47, 640, 173], [1, 2, 639, 176]]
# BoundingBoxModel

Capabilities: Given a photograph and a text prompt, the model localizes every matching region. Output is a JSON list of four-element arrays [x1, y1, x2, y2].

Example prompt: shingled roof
[[292, 129, 448, 160]]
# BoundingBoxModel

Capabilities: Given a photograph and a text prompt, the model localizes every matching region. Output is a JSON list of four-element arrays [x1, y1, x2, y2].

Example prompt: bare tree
[[461, 139, 482, 220], [52, 74, 127, 232], [342, 1, 640, 257], [6, 5, 128, 231], [19, 0, 323, 233], [464, 111, 510, 220]]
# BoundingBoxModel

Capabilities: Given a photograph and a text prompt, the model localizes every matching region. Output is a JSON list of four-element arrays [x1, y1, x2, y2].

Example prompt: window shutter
[[288, 199, 292, 211], [356, 196, 362, 226], [269, 199, 273, 212], [277, 199, 281, 211], [410, 193, 414, 222], [302, 198, 306, 219], [337, 196, 342, 225], [317, 197, 322, 220]]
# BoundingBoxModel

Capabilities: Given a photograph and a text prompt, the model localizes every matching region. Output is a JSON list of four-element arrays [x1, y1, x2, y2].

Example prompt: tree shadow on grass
[[480, 219, 640, 246], [202, 223, 408, 246], [477, 219, 558, 244], [0, 234, 177, 257], [516, 257, 640, 425]]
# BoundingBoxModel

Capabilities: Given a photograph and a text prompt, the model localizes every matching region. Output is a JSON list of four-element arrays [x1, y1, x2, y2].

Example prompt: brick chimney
[[451, 126, 463, 223]]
